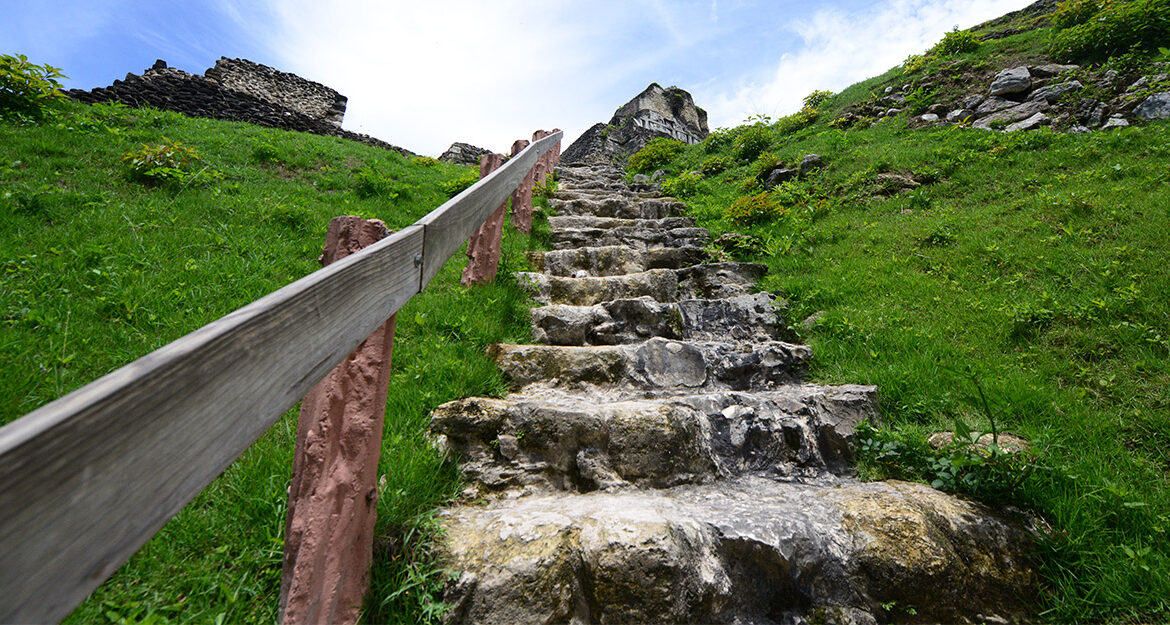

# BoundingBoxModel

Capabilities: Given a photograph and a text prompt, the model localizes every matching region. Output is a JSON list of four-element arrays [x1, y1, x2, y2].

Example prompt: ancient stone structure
[[439, 142, 491, 166], [281, 217, 396, 625], [203, 57, 347, 127], [562, 83, 709, 164], [427, 164, 1044, 624], [67, 59, 412, 156]]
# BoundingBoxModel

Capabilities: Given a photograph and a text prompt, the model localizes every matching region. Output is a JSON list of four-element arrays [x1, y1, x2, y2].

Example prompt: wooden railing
[[0, 130, 562, 624]]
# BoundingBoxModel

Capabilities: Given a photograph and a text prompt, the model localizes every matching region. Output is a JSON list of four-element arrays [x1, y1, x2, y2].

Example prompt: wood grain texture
[[0, 225, 424, 624], [418, 130, 562, 288]]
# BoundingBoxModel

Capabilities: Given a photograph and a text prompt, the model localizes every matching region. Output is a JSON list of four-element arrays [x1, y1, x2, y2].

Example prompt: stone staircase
[[428, 164, 1041, 625]]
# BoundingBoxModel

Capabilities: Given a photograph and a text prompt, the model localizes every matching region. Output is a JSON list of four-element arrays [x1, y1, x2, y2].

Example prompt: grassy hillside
[[626, 10, 1170, 624], [1, 99, 540, 623]]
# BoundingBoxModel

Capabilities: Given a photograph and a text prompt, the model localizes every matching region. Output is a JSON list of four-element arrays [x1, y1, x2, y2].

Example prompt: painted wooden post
[[460, 153, 508, 285], [531, 129, 553, 188], [509, 139, 535, 233], [279, 216, 397, 625]]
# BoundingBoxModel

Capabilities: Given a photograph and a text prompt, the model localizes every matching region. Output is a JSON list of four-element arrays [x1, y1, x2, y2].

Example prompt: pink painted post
[[279, 216, 397, 625], [460, 153, 507, 285], [509, 139, 535, 234], [530, 130, 552, 189]]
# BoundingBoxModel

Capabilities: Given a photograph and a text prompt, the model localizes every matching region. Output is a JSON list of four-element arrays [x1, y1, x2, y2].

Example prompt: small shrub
[[699, 155, 734, 175], [661, 171, 705, 198], [439, 168, 480, 198], [628, 137, 685, 174], [121, 139, 213, 186], [251, 142, 280, 163], [702, 128, 735, 153], [353, 166, 411, 200], [0, 53, 67, 121], [1048, 0, 1170, 63], [905, 86, 938, 115], [902, 53, 935, 75], [733, 125, 773, 161], [774, 107, 819, 135], [803, 90, 833, 110], [934, 27, 982, 56], [725, 191, 783, 224], [1052, 0, 1113, 29], [412, 156, 439, 167]]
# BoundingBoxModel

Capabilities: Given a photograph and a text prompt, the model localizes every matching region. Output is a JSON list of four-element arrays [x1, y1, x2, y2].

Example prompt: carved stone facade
[[562, 83, 709, 164]]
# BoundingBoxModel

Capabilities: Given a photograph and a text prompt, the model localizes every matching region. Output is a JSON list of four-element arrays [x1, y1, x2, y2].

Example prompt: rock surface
[[439, 142, 490, 166], [562, 83, 709, 164], [1135, 92, 1170, 120], [989, 66, 1032, 96], [427, 162, 1042, 624]]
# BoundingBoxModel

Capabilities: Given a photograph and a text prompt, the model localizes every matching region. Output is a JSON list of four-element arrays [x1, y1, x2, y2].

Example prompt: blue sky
[[1, 0, 1033, 155]]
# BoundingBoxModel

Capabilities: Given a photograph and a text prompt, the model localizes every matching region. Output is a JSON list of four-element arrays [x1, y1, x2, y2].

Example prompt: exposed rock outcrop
[[439, 142, 491, 166], [562, 83, 709, 164], [425, 163, 1044, 624]]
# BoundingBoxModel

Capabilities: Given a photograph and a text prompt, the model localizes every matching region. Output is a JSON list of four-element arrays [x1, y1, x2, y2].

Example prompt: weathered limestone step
[[547, 215, 695, 231], [437, 476, 1041, 625], [531, 245, 706, 277], [549, 196, 685, 219], [517, 262, 764, 306], [430, 384, 876, 496], [551, 224, 708, 251], [489, 337, 811, 392], [531, 293, 788, 345]]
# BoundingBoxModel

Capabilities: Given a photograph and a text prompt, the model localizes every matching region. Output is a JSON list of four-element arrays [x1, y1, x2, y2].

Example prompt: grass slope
[[1, 100, 540, 623], [633, 26, 1170, 625]]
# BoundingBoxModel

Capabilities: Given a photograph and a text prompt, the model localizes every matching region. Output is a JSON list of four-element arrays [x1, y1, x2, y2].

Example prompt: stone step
[[551, 225, 709, 251], [429, 384, 876, 496], [437, 476, 1040, 625], [531, 293, 789, 345], [489, 337, 811, 392], [517, 263, 765, 306], [549, 196, 685, 219], [531, 245, 706, 277], [547, 215, 695, 231]]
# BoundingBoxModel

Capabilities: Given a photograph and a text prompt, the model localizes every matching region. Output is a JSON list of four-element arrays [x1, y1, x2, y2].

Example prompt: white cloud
[[696, 0, 1034, 129]]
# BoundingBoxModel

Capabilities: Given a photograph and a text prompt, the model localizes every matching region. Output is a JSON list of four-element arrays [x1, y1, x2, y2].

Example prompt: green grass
[[1, 100, 544, 624], [641, 97, 1170, 622]]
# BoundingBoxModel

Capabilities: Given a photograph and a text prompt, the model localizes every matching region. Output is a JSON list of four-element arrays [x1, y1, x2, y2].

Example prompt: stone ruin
[[439, 142, 491, 166], [67, 58, 413, 156], [562, 83, 709, 164]]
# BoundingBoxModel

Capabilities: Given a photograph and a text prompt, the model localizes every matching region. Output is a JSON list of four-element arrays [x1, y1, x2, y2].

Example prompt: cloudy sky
[[2, 0, 1033, 156]]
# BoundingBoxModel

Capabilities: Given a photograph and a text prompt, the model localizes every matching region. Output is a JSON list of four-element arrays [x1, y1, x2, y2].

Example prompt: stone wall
[[67, 59, 413, 156], [439, 142, 490, 166], [204, 57, 347, 127]]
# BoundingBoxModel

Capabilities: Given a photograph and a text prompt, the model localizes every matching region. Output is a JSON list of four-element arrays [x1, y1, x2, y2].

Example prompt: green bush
[[1048, 0, 1170, 62], [732, 125, 773, 161], [725, 191, 783, 224], [1052, 0, 1114, 29], [803, 90, 833, 110], [353, 166, 412, 200], [439, 167, 480, 197], [699, 155, 734, 175], [628, 137, 685, 174], [121, 139, 212, 186], [661, 171, 705, 198], [775, 107, 819, 135], [934, 27, 982, 56], [702, 128, 735, 153], [0, 53, 67, 121]]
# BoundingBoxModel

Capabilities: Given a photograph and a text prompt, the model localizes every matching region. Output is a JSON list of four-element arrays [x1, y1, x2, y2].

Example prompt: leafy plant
[[121, 139, 214, 186], [353, 165, 412, 200], [628, 137, 685, 174], [0, 53, 67, 121], [439, 167, 480, 197], [803, 90, 834, 110], [699, 155, 734, 175], [725, 191, 783, 224], [732, 125, 773, 161], [1048, 0, 1170, 63], [1052, 0, 1114, 29], [775, 107, 819, 135], [934, 27, 982, 56], [661, 171, 705, 198], [905, 86, 938, 115]]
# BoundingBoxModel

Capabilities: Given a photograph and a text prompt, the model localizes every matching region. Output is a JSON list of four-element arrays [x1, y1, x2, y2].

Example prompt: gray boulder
[[1102, 115, 1130, 130], [1005, 112, 1050, 132], [976, 96, 1016, 116], [1027, 80, 1083, 103], [946, 108, 975, 123], [973, 100, 1050, 129], [1029, 63, 1079, 78], [990, 66, 1032, 96], [1135, 92, 1170, 120], [799, 153, 825, 174]]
